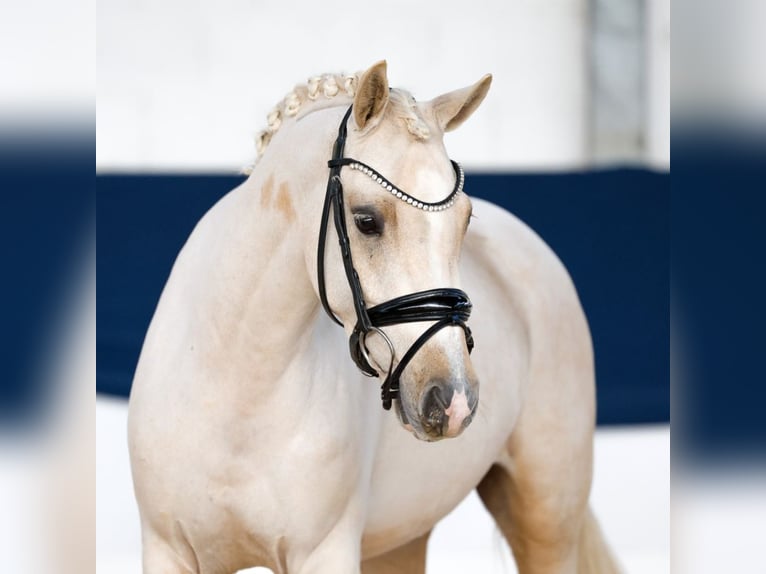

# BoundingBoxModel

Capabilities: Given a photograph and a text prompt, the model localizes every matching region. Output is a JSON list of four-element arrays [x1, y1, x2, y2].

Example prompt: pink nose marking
[[444, 388, 471, 436]]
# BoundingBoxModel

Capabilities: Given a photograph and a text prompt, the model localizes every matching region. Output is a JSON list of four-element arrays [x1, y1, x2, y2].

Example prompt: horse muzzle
[[394, 377, 478, 441], [420, 380, 478, 439]]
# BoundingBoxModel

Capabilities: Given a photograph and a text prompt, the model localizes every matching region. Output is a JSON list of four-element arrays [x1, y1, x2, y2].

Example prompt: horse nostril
[[422, 385, 447, 430]]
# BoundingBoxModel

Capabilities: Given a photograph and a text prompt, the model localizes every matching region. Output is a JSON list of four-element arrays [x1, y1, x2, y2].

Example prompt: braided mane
[[246, 71, 431, 173]]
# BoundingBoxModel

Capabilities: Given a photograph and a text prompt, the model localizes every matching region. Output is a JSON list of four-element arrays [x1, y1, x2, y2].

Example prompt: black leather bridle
[[317, 105, 475, 410]]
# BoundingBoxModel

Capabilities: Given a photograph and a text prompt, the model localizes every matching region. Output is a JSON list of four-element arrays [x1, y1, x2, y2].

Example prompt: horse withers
[[128, 61, 620, 574]]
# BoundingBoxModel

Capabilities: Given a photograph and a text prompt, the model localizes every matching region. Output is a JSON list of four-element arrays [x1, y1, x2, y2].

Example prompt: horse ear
[[354, 60, 390, 130], [431, 74, 492, 132]]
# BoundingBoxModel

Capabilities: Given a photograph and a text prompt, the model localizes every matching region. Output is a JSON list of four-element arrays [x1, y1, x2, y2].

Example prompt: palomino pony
[[128, 61, 619, 574]]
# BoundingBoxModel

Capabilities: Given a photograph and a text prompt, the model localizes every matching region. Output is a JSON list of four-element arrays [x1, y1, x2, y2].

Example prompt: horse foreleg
[[360, 531, 431, 574], [476, 426, 619, 574], [289, 520, 364, 574], [140, 525, 200, 574]]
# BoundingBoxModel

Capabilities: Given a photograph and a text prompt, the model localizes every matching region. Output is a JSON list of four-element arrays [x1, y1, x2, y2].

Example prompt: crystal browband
[[328, 158, 465, 211]]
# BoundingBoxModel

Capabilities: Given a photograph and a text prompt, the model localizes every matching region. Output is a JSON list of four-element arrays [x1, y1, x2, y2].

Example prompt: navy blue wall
[[97, 169, 669, 425], [1, 136, 92, 428]]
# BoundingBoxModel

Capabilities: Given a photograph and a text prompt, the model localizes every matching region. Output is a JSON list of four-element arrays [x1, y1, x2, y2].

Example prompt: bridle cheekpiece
[[316, 105, 475, 410]]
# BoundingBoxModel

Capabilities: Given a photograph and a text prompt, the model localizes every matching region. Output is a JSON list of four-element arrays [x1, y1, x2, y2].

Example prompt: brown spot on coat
[[260, 174, 274, 208], [275, 182, 296, 223]]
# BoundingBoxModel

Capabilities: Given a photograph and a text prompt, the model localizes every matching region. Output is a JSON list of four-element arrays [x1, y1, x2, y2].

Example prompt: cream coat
[[128, 61, 619, 574]]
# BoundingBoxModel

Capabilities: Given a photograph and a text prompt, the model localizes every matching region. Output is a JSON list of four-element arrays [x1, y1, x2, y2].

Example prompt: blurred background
[[94, 0, 670, 572], [12, 0, 766, 572]]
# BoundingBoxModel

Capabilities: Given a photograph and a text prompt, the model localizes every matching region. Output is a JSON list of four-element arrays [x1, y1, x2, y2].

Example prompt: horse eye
[[354, 213, 382, 236]]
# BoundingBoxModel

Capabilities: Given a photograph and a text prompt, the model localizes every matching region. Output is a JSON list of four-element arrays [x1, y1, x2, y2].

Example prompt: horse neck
[[181, 105, 355, 396], [189, 166, 322, 387]]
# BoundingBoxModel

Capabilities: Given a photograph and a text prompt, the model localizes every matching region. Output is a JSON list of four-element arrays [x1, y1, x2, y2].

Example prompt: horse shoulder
[[463, 196, 595, 443], [465, 196, 583, 318]]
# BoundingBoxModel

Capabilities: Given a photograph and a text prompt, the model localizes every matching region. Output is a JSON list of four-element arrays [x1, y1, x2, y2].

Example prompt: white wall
[[98, 0, 674, 172], [0, 0, 93, 119], [97, 0, 593, 172], [646, 0, 670, 168]]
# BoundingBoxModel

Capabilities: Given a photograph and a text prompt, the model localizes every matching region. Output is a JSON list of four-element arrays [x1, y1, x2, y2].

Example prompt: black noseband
[[316, 105, 475, 410]]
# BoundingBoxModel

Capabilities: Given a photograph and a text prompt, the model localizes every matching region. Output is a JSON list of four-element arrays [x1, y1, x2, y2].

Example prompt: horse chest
[[360, 367, 521, 557]]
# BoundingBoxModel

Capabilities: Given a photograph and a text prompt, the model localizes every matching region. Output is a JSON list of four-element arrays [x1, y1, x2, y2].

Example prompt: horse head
[[257, 61, 491, 441]]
